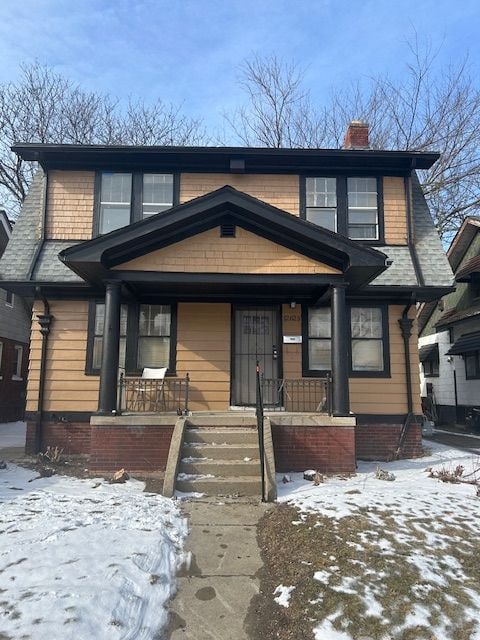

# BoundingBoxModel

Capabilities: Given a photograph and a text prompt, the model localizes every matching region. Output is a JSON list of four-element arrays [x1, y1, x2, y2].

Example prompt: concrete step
[[176, 475, 262, 496], [182, 443, 259, 460], [184, 428, 258, 445], [179, 459, 261, 476]]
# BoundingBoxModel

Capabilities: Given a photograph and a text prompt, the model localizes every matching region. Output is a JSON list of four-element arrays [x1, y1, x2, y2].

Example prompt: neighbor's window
[[305, 177, 337, 232], [465, 351, 480, 379], [0, 341, 3, 375], [351, 307, 384, 371], [423, 353, 439, 377], [142, 174, 174, 217], [307, 307, 331, 371], [5, 290, 14, 307], [92, 303, 128, 371], [13, 345, 23, 379], [99, 173, 132, 234], [347, 177, 379, 240], [137, 305, 171, 368]]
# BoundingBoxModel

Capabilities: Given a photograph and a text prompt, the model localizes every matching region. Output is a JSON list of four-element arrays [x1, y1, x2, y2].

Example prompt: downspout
[[34, 287, 53, 454], [395, 300, 415, 458]]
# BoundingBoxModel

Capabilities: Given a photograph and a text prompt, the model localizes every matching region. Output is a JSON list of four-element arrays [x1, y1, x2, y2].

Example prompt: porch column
[[97, 281, 121, 415], [331, 283, 350, 416]]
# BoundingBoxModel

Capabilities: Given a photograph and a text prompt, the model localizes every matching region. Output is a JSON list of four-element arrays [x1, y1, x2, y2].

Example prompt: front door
[[232, 305, 281, 406]]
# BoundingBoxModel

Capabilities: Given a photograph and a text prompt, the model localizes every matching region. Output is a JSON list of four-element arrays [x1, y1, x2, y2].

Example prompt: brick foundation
[[90, 425, 175, 473], [272, 425, 356, 473], [26, 421, 92, 455], [355, 422, 423, 460]]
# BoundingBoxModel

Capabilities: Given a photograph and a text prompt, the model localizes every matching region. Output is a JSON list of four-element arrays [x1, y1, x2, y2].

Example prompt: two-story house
[[0, 122, 454, 490], [0, 210, 30, 423], [419, 217, 480, 426]]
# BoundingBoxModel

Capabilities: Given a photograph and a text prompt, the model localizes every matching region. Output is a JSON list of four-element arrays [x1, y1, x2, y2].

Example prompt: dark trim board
[[355, 414, 422, 424], [25, 411, 93, 423]]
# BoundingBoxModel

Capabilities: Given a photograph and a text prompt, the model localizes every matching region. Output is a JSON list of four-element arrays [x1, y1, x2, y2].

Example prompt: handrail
[[255, 361, 266, 502]]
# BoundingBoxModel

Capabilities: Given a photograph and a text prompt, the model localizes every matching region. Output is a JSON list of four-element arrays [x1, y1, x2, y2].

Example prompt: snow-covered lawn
[[265, 441, 480, 640], [0, 463, 187, 640]]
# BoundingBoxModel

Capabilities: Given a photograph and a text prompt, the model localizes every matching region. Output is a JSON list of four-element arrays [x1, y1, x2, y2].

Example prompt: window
[[91, 303, 128, 371], [99, 173, 132, 234], [302, 176, 383, 241], [0, 341, 3, 378], [347, 177, 379, 240], [423, 355, 439, 377], [137, 305, 171, 368], [87, 302, 175, 374], [5, 290, 14, 307], [305, 178, 337, 232], [13, 345, 23, 380], [142, 174, 174, 217], [465, 352, 480, 379], [306, 307, 331, 371], [350, 307, 384, 372], [97, 172, 175, 234]]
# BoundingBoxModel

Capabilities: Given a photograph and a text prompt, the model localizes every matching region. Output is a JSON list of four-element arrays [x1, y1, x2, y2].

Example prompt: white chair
[[133, 367, 167, 411]]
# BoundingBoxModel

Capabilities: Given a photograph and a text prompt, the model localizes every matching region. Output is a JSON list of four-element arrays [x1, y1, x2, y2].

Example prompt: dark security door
[[232, 306, 281, 406]]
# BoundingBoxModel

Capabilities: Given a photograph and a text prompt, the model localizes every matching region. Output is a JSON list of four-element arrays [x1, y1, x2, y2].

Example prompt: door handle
[[272, 346, 279, 360]]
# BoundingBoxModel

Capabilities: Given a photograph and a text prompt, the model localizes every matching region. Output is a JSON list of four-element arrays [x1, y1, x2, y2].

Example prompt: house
[[0, 210, 30, 423], [0, 122, 454, 488], [419, 217, 480, 426]]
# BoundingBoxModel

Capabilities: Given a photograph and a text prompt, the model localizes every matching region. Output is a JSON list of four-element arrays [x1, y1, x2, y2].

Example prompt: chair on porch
[[131, 367, 168, 412]]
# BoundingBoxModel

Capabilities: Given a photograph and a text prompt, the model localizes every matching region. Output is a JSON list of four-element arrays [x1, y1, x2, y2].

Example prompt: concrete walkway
[[167, 496, 270, 640]]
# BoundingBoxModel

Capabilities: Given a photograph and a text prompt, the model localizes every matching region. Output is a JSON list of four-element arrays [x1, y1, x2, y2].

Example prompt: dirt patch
[[247, 503, 480, 640]]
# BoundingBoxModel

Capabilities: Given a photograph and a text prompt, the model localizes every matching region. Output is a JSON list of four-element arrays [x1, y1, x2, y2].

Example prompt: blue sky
[[0, 0, 479, 139]]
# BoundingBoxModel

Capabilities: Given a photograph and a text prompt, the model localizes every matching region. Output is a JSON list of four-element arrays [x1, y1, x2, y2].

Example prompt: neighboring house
[[419, 217, 480, 425], [0, 122, 453, 479], [0, 210, 30, 422]]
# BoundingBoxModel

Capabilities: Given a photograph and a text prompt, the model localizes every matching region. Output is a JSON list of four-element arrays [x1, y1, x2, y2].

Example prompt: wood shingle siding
[[46, 171, 95, 240], [27, 301, 99, 413], [383, 177, 408, 245], [180, 173, 300, 215], [176, 303, 231, 411], [116, 227, 341, 274]]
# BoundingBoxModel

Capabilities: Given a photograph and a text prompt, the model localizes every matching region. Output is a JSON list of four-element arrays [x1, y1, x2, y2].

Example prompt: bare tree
[[230, 44, 480, 239], [225, 54, 329, 148], [0, 63, 206, 216]]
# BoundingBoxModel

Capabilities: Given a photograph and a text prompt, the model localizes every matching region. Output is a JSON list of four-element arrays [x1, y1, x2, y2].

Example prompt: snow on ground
[[0, 462, 187, 640], [0, 421, 26, 449], [273, 584, 295, 608], [277, 441, 480, 639]]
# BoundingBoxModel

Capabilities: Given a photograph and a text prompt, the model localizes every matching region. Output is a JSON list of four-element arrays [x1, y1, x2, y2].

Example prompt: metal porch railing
[[261, 377, 331, 413], [118, 373, 190, 414]]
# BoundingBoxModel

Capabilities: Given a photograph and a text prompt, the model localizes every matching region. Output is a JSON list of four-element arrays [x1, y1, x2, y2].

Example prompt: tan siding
[[46, 170, 94, 240], [383, 176, 408, 245], [26, 300, 99, 413], [117, 227, 341, 274], [180, 173, 299, 215], [176, 303, 231, 410], [282, 305, 302, 379], [350, 305, 422, 414]]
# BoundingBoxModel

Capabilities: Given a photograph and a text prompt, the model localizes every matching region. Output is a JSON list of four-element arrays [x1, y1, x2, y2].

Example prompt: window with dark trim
[[301, 175, 384, 242], [422, 351, 439, 377], [302, 304, 390, 377], [465, 351, 480, 379], [95, 172, 177, 235], [12, 345, 23, 380], [5, 290, 14, 308], [86, 302, 176, 375]]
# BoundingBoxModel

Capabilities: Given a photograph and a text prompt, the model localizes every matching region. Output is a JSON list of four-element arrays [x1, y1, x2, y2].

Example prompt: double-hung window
[[305, 178, 337, 232], [347, 177, 379, 240], [350, 307, 385, 372], [465, 351, 480, 379], [88, 302, 174, 374], [303, 305, 389, 376], [97, 172, 175, 234]]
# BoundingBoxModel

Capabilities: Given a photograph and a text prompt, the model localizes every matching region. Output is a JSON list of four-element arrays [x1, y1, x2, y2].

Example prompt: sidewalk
[[0, 421, 26, 460], [167, 496, 270, 640], [424, 428, 480, 455]]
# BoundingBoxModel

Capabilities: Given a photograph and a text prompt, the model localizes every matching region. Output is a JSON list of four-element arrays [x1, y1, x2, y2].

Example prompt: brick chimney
[[343, 120, 369, 149]]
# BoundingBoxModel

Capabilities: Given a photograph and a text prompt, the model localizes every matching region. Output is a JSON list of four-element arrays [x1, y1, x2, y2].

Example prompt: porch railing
[[118, 373, 190, 414], [256, 362, 267, 502], [261, 376, 331, 413]]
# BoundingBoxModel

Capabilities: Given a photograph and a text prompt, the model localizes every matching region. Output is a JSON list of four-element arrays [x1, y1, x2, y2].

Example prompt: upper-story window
[[302, 176, 382, 242], [305, 178, 337, 232], [347, 177, 379, 240], [97, 172, 175, 235]]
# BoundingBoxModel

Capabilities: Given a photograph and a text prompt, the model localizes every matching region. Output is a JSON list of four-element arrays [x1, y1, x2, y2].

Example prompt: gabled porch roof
[[60, 185, 388, 294]]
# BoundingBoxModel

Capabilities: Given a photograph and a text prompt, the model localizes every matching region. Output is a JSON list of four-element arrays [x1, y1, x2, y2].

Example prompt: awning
[[419, 343, 439, 362], [446, 331, 480, 356]]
